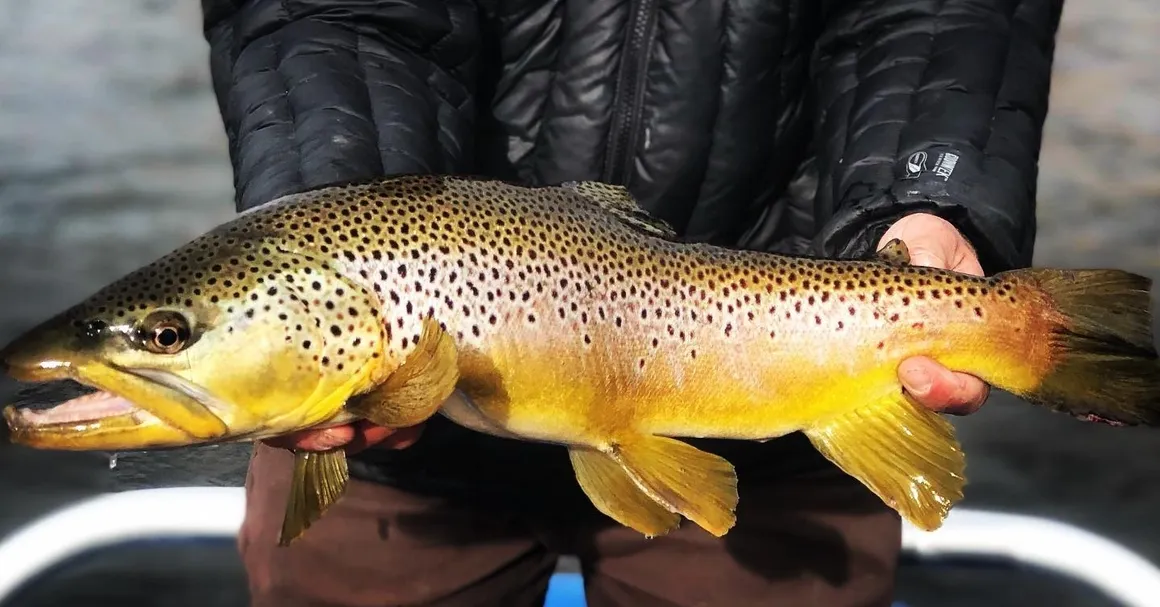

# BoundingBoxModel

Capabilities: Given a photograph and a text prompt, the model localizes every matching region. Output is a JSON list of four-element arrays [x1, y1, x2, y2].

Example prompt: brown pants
[[239, 442, 901, 607]]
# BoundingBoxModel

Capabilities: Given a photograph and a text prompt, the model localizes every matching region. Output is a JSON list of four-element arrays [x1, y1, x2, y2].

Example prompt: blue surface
[[542, 573, 910, 607], [544, 573, 586, 607]]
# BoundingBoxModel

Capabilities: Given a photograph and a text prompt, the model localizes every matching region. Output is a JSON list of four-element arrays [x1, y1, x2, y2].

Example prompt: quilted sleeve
[[809, 0, 1065, 273], [201, 0, 481, 211]]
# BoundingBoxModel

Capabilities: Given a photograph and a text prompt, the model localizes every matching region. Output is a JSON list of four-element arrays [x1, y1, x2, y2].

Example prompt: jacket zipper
[[602, 0, 659, 186]]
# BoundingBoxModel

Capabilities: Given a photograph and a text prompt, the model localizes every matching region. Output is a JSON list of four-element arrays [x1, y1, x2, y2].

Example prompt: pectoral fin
[[347, 316, 459, 427], [569, 447, 681, 537], [606, 435, 739, 537], [279, 448, 349, 546], [874, 238, 911, 265], [803, 392, 966, 531]]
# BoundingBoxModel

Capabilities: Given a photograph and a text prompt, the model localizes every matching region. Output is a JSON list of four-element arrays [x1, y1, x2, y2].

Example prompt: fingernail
[[312, 429, 348, 451], [902, 367, 932, 396]]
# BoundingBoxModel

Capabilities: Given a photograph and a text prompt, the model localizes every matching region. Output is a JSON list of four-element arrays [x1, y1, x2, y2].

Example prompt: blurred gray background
[[0, 0, 1157, 605]]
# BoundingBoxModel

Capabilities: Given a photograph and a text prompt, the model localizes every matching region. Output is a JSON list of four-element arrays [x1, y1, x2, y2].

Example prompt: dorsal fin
[[561, 181, 679, 240], [874, 238, 911, 265]]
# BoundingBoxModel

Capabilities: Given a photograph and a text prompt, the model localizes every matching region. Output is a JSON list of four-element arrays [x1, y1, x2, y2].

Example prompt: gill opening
[[121, 366, 246, 428]]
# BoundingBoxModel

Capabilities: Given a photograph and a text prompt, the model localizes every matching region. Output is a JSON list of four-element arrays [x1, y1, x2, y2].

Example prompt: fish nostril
[[0, 338, 31, 374], [81, 319, 107, 340]]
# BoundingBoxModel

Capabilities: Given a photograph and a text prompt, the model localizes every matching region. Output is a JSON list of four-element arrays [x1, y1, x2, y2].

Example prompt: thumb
[[904, 243, 949, 270], [878, 213, 961, 271]]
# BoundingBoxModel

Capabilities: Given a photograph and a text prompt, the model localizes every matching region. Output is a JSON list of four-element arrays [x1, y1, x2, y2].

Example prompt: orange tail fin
[[1005, 268, 1160, 426]]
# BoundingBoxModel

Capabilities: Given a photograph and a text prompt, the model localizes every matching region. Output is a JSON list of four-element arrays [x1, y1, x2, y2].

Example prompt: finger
[[904, 245, 948, 270], [876, 213, 960, 271], [899, 356, 990, 415], [952, 250, 985, 277], [264, 425, 356, 452], [379, 424, 425, 449], [345, 421, 425, 454]]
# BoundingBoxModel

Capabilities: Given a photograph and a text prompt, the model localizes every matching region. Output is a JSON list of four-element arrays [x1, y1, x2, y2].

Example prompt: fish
[[2, 174, 1158, 546]]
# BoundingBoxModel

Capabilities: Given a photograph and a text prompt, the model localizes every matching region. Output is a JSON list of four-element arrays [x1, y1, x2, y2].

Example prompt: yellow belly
[[454, 298, 1034, 448], [454, 317, 902, 446]]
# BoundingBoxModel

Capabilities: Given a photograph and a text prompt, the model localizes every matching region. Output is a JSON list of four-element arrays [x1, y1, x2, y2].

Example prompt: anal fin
[[569, 448, 681, 537], [279, 449, 349, 546], [803, 392, 966, 531], [608, 435, 739, 537], [347, 316, 459, 427]]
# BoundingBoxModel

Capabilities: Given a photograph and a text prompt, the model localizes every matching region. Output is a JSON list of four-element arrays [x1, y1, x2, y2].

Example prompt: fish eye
[[139, 311, 192, 355]]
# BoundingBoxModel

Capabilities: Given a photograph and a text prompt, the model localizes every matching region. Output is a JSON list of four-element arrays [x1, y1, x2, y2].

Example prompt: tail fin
[[1011, 268, 1160, 426]]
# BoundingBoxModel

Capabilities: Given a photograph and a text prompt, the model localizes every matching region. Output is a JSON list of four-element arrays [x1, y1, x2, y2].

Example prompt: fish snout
[[0, 326, 77, 383], [0, 406, 12, 444]]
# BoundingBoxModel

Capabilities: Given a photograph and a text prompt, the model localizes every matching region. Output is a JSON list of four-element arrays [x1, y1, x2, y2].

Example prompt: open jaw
[[4, 389, 160, 433], [2, 367, 232, 450], [1, 385, 195, 451]]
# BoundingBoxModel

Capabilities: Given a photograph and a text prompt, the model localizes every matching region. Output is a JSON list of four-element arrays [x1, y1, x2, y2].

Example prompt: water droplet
[[108, 453, 118, 470]]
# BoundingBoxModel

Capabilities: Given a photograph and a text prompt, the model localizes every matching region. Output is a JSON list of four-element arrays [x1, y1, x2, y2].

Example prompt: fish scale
[[2, 174, 1157, 546]]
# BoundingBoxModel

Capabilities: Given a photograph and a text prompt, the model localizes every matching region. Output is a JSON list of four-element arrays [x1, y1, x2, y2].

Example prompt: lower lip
[[8, 391, 138, 427]]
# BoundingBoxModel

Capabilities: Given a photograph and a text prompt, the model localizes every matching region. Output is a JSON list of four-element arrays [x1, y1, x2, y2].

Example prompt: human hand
[[878, 213, 990, 415], [264, 420, 425, 454]]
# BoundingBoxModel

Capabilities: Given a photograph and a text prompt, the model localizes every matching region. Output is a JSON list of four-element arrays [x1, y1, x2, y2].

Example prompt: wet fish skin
[[1, 175, 1158, 544]]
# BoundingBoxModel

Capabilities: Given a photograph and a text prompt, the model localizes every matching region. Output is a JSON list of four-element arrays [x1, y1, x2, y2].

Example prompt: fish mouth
[[3, 388, 164, 443], [2, 360, 233, 451]]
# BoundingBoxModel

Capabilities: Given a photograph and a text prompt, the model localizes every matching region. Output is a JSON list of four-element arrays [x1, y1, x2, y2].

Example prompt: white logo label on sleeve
[[905, 151, 928, 178], [905, 150, 959, 181], [933, 152, 959, 180]]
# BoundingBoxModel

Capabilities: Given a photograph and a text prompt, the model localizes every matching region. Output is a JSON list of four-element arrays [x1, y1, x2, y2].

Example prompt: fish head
[[1, 229, 390, 450]]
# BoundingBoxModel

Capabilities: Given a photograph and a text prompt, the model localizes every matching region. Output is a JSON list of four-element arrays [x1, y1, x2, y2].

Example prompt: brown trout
[[3, 175, 1158, 545]]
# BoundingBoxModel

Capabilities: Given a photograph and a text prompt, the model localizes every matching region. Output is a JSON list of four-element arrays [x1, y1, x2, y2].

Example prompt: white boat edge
[[0, 487, 1157, 606]]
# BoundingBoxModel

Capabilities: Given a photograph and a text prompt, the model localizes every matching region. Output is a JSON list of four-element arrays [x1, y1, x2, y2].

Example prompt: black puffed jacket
[[201, 0, 1064, 495]]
